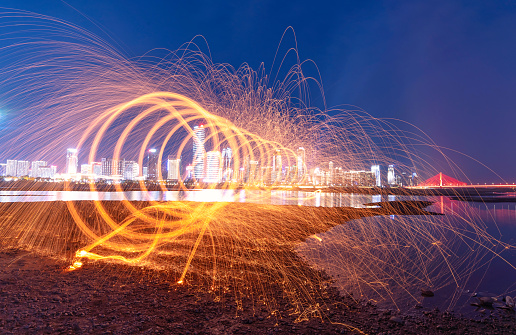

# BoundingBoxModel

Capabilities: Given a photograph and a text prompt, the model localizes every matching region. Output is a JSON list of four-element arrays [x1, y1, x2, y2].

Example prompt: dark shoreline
[[0, 201, 514, 334]]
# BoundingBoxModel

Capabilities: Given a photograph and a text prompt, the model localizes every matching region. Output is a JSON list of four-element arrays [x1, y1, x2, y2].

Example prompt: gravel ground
[[0, 249, 515, 334]]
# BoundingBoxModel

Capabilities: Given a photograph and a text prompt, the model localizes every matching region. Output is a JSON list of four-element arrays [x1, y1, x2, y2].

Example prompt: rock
[[421, 290, 434, 297], [389, 316, 404, 324], [506, 296, 515, 308]]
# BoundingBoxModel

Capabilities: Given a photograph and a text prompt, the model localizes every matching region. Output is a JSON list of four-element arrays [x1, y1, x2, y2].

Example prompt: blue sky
[[2, 0, 516, 182]]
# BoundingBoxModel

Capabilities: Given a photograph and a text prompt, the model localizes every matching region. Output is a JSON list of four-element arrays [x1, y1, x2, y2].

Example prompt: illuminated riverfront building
[[101, 158, 115, 177], [272, 149, 282, 184], [221, 147, 232, 182], [80, 164, 92, 175], [6, 160, 17, 177], [192, 125, 206, 181], [387, 164, 396, 186], [205, 151, 221, 183], [342, 170, 376, 187], [185, 164, 193, 180], [167, 156, 181, 181], [66, 148, 78, 175], [123, 161, 139, 181], [39, 165, 56, 179], [92, 162, 102, 177], [16, 160, 30, 177], [296, 147, 305, 177], [146, 149, 159, 181], [31, 161, 47, 178], [328, 161, 334, 185], [0, 163, 5, 177], [371, 165, 381, 187]]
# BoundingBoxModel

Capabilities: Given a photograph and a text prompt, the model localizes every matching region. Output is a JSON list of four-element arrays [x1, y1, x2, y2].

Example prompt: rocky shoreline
[[0, 200, 514, 334], [1, 248, 514, 334]]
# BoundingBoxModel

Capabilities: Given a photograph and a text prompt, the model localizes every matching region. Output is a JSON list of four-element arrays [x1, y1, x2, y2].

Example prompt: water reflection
[[0, 189, 428, 208]]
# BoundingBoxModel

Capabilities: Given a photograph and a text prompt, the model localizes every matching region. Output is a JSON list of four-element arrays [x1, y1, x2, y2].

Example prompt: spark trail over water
[[0, 8, 513, 318]]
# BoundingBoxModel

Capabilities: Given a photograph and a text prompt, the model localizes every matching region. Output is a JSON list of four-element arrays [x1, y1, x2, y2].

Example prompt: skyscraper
[[6, 160, 17, 177], [221, 147, 232, 181], [387, 165, 396, 185], [146, 149, 159, 181], [272, 149, 282, 183], [31, 161, 47, 178], [371, 165, 381, 187], [167, 156, 181, 181], [66, 148, 78, 175], [205, 151, 221, 183], [297, 147, 306, 178], [192, 125, 205, 181], [124, 161, 139, 181], [328, 161, 334, 185], [16, 161, 30, 177]]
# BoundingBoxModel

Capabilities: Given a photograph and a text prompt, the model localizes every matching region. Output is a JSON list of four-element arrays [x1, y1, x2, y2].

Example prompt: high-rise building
[[39, 165, 56, 179], [124, 161, 138, 180], [146, 149, 159, 181], [16, 160, 30, 177], [297, 147, 306, 179], [31, 161, 47, 178], [92, 162, 102, 177], [167, 156, 181, 181], [387, 165, 396, 185], [221, 147, 232, 181], [101, 158, 114, 177], [0, 163, 6, 177], [66, 148, 78, 175], [272, 149, 282, 183], [371, 165, 381, 187], [249, 160, 258, 184], [192, 125, 205, 181], [205, 151, 221, 183], [185, 165, 193, 180], [6, 160, 17, 177], [328, 161, 334, 185]]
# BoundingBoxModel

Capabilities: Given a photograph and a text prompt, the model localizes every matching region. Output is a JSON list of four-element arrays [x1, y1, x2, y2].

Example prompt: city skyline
[[1, 1, 515, 183]]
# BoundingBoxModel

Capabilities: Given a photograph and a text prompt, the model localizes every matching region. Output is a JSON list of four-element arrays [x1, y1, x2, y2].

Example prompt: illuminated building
[[92, 162, 102, 177], [39, 165, 56, 179], [272, 149, 282, 183], [205, 151, 221, 183], [244, 159, 258, 184], [296, 147, 306, 179], [192, 125, 205, 181], [221, 147, 232, 181], [0, 163, 6, 177], [101, 158, 114, 176], [66, 148, 78, 175], [387, 164, 396, 185], [185, 164, 193, 180], [146, 149, 159, 181], [6, 160, 17, 177], [167, 156, 181, 181], [371, 165, 381, 187], [123, 161, 138, 180], [31, 161, 47, 178], [342, 170, 376, 187], [80, 164, 92, 175], [16, 160, 30, 177], [328, 161, 334, 185]]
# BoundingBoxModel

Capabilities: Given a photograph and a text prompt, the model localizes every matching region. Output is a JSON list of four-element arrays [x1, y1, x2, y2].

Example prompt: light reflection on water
[[0, 189, 427, 208], [297, 197, 516, 314]]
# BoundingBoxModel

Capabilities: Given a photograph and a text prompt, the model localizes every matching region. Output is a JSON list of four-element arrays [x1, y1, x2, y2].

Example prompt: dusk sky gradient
[[2, 0, 515, 182]]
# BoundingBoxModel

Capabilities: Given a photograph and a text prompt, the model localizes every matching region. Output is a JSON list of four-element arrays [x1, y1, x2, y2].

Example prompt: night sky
[[2, 0, 515, 183]]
